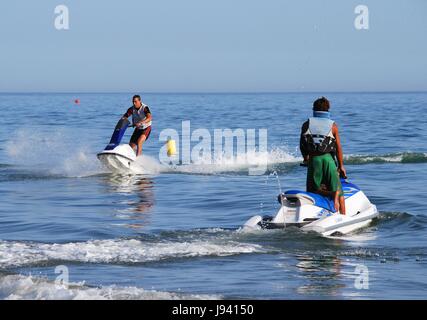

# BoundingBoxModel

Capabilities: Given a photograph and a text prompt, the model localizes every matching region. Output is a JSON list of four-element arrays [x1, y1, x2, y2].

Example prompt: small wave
[[375, 211, 412, 222], [372, 211, 415, 231], [0, 238, 264, 269], [345, 152, 427, 165], [0, 170, 66, 183], [373, 211, 427, 233], [0, 274, 221, 300]]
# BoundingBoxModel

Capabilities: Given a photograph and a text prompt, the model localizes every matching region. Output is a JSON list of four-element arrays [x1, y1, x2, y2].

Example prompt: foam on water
[[5, 129, 104, 178], [161, 147, 301, 175], [131, 155, 164, 175], [0, 239, 264, 269], [5, 128, 426, 180], [5, 129, 427, 180], [4, 130, 301, 177], [0, 274, 221, 300]]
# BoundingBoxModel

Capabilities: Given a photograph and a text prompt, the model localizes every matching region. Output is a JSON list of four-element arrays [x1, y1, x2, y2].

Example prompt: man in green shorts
[[300, 97, 347, 214]]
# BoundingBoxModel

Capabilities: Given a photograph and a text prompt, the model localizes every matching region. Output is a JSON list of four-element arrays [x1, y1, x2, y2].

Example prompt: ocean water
[[0, 92, 426, 300]]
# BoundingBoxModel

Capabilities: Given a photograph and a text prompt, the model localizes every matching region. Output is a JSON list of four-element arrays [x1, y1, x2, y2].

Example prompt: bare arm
[[122, 107, 132, 120], [143, 112, 152, 124], [300, 121, 310, 163], [332, 123, 346, 177]]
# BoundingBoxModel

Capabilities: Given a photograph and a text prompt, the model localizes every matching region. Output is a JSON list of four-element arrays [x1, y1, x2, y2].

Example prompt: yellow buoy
[[166, 139, 177, 157]]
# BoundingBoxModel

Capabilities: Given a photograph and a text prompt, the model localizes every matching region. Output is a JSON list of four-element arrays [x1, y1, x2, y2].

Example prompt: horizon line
[[1, 90, 427, 95]]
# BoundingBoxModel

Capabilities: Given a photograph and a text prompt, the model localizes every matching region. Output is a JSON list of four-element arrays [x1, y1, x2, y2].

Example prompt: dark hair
[[313, 97, 330, 111], [132, 95, 141, 101]]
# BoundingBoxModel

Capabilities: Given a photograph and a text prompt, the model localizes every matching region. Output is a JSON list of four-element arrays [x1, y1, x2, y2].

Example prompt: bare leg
[[334, 192, 340, 213], [136, 135, 147, 157], [129, 142, 137, 154], [316, 189, 343, 214], [339, 195, 346, 215]]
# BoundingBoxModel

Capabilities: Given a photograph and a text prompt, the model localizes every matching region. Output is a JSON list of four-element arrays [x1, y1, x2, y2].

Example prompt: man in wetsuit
[[300, 97, 347, 214], [121, 95, 152, 156]]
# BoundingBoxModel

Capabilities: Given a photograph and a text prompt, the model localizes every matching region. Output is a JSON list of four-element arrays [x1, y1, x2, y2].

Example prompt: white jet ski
[[97, 118, 136, 171], [244, 179, 378, 237]]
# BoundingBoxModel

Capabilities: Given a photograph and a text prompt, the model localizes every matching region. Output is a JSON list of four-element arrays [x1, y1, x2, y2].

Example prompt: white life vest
[[132, 104, 152, 129], [303, 117, 337, 154]]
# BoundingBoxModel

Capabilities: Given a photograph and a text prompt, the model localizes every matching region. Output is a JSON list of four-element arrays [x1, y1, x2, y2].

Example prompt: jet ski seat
[[283, 190, 336, 212], [281, 179, 362, 213]]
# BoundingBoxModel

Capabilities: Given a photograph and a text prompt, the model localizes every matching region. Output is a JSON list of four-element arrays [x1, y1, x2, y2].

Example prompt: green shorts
[[307, 153, 343, 197]]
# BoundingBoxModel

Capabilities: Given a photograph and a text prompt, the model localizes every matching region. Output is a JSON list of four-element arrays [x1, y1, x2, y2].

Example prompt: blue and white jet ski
[[243, 179, 379, 236], [97, 118, 136, 171]]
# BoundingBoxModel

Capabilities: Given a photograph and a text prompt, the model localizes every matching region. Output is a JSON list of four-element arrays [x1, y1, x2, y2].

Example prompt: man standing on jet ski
[[121, 95, 152, 157], [300, 97, 347, 215]]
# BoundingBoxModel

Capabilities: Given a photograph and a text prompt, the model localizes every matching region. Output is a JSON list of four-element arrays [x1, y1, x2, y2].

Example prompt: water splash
[[0, 274, 221, 300], [5, 129, 103, 178]]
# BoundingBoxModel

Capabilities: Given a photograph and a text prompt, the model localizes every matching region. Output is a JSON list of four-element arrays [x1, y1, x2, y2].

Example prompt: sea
[[0, 92, 426, 299]]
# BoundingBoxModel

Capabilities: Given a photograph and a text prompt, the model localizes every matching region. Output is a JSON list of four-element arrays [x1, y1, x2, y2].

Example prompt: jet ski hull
[[243, 179, 379, 237], [97, 144, 136, 172]]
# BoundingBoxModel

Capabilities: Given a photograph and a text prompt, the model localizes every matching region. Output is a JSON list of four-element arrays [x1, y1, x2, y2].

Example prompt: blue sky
[[0, 0, 426, 92]]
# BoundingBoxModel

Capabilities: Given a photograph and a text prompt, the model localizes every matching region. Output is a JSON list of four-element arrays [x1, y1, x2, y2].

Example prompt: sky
[[0, 0, 426, 92]]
